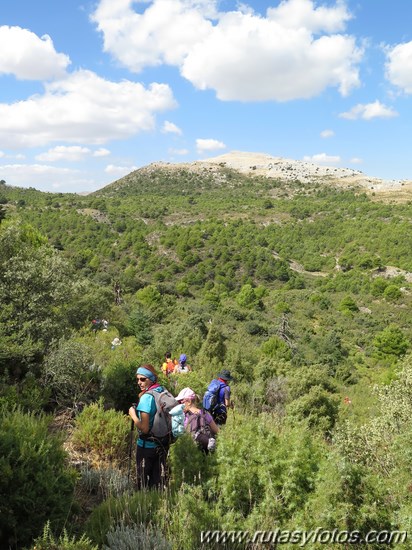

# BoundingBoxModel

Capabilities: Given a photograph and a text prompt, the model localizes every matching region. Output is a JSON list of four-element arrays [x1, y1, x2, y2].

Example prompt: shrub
[[85, 491, 164, 546], [104, 522, 171, 550], [168, 433, 214, 492], [101, 361, 137, 413], [42, 339, 100, 410], [0, 407, 76, 549], [71, 399, 129, 465], [31, 521, 98, 550]]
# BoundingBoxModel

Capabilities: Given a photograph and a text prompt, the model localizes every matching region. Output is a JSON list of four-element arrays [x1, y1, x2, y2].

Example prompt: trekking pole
[[127, 418, 135, 488]]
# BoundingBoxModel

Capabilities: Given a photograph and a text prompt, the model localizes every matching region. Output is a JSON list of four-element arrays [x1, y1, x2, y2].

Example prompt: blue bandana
[[136, 366, 157, 382]]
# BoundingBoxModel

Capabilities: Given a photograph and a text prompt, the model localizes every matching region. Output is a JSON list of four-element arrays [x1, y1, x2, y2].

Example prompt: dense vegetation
[[1, 166, 412, 549]]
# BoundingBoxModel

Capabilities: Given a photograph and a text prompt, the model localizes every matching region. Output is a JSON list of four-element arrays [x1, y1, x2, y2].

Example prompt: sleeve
[[204, 411, 214, 424], [223, 385, 231, 401], [137, 393, 154, 415]]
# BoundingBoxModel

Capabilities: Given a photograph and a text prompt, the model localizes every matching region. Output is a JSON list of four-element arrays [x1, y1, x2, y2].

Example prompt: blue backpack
[[203, 379, 226, 411]]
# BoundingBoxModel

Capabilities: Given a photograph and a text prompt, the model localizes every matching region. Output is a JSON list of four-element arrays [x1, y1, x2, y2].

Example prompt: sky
[[1, 0, 412, 194]]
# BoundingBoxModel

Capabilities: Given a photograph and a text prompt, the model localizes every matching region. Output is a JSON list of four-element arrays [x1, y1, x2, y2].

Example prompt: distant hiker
[[162, 352, 177, 377], [91, 318, 101, 333], [102, 319, 109, 331], [111, 337, 122, 350], [114, 282, 122, 305], [203, 369, 234, 426], [176, 387, 219, 453], [174, 353, 192, 374], [129, 364, 177, 489]]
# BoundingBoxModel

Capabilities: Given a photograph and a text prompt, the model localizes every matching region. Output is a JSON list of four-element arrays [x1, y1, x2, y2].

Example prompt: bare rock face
[[199, 151, 412, 193]]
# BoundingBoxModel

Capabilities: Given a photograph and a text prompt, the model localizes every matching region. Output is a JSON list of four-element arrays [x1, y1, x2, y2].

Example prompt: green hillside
[[1, 165, 411, 548]]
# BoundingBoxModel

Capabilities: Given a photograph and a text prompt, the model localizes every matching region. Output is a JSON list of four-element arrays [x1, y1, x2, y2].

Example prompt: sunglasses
[[136, 376, 148, 382]]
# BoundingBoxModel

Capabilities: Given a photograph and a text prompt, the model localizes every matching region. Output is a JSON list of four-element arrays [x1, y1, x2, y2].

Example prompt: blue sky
[[1, 0, 412, 193]]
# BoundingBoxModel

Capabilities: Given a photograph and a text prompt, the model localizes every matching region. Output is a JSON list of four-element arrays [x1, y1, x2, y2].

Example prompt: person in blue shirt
[[128, 364, 168, 489]]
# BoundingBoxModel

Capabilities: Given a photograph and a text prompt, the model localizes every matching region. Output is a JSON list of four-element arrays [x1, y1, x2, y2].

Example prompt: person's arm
[[128, 407, 150, 434], [209, 419, 219, 435], [224, 386, 233, 408]]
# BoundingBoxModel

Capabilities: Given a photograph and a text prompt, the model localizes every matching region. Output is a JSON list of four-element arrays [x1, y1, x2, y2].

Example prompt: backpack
[[203, 379, 226, 412], [141, 388, 179, 445], [169, 404, 185, 438], [165, 360, 176, 375], [186, 410, 215, 452]]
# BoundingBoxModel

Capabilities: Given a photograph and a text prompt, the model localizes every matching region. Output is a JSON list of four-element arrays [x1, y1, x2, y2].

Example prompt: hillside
[[98, 150, 412, 202], [1, 152, 412, 548]]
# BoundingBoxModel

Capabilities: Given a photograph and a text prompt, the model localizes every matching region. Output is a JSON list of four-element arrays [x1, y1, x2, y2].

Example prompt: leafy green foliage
[[3, 163, 412, 547], [42, 339, 100, 410], [31, 521, 98, 550], [71, 400, 129, 464], [0, 407, 76, 549]]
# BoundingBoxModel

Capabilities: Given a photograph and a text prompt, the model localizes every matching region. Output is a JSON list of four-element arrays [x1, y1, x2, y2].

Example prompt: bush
[[168, 433, 214, 492], [85, 491, 164, 546], [31, 521, 98, 550], [0, 407, 76, 549], [42, 339, 100, 410], [104, 522, 171, 550], [101, 361, 137, 413], [71, 399, 129, 465]]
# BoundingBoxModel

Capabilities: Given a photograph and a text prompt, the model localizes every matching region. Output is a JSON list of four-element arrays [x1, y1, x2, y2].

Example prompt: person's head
[[136, 364, 158, 391], [165, 351, 172, 360], [176, 387, 197, 409], [179, 353, 187, 364], [217, 369, 233, 382]]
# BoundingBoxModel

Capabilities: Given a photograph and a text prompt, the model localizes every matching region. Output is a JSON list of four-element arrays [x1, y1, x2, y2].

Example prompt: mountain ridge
[[124, 150, 412, 199]]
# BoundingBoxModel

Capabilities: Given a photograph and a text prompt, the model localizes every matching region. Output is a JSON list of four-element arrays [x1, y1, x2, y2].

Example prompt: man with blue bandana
[[129, 364, 168, 489]]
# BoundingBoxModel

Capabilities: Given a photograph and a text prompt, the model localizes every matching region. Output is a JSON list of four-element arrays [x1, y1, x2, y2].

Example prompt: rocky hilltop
[[148, 151, 412, 199]]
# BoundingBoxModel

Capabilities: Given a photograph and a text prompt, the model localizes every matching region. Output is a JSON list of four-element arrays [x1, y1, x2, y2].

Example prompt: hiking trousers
[[136, 444, 168, 490]]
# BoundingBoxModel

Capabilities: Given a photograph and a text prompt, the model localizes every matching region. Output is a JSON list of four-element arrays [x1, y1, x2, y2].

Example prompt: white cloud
[[105, 164, 137, 176], [385, 41, 412, 94], [320, 129, 334, 138], [0, 69, 177, 148], [91, 0, 216, 71], [93, 148, 111, 157], [196, 138, 226, 153], [0, 162, 80, 191], [0, 151, 5, 158], [91, 0, 363, 102], [36, 145, 111, 162], [0, 26, 70, 80], [36, 146, 92, 162], [168, 148, 189, 155], [339, 100, 398, 120], [350, 157, 363, 164], [303, 153, 341, 164], [162, 120, 182, 135]]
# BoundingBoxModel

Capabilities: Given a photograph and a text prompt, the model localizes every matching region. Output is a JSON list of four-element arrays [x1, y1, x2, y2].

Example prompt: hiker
[[111, 337, 122, 350], [174, 353, 192, 374], [102, 319, 109, 331], [176, 387, 219, 453], [128, 365, 170, 490], [162, 352, 177, 377], [91, 318, 101, 333], [204, 369, 234, 426]]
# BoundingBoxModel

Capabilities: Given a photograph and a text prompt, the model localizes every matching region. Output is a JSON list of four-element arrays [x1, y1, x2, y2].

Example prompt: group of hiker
[[161, 352, 192, 375], [128, 359, 234, 490]]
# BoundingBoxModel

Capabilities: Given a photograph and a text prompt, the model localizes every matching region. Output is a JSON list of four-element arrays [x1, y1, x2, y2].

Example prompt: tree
[[127, 306, 153, 345], [373, 324, 409, 359], [0, 221, 83, 375]]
